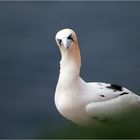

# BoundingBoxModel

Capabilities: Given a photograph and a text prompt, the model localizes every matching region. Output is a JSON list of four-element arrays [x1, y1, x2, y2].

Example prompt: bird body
[[54, 28, 140, 128]]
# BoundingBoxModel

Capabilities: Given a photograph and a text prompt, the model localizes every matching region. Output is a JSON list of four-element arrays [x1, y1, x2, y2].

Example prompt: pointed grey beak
[[62, 38, 68, 49]]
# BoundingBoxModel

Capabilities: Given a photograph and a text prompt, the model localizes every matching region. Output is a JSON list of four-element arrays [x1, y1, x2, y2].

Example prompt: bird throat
[[59, 45, 81, 76]]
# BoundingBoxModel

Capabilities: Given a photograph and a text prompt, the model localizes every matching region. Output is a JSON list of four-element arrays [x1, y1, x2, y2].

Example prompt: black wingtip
[[106, 84, 123, 92], [120, 92, 129, 96]]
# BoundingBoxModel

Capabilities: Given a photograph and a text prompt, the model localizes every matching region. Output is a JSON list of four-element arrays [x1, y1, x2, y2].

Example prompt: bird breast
[[55, 87, 83, 115], [54, 80, 93, 126]]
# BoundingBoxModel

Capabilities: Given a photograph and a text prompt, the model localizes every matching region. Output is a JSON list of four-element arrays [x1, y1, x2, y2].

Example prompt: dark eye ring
[[57, 39, 62, 45], [68, 34, 73, 41]]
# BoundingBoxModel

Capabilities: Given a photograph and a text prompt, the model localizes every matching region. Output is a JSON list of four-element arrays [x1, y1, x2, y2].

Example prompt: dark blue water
[[0, 1, 140, 138]]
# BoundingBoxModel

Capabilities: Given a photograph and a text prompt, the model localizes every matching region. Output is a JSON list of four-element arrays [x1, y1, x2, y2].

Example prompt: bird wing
[[85, 82, 140, 123]]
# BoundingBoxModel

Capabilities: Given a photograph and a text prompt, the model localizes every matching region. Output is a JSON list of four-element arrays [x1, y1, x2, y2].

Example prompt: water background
[[0, 1, 140, 138]]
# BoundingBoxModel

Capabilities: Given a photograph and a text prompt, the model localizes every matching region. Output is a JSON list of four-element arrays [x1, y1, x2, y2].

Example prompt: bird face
[[55, 28, 76, 49]]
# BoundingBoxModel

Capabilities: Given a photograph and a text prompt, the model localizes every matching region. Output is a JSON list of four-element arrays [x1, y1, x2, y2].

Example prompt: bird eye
[[57, 39, 62, 45], [68, 34, 73, 41]]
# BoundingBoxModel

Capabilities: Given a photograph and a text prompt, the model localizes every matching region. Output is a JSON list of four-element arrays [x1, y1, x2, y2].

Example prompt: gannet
[[54, 28, 140, 128]]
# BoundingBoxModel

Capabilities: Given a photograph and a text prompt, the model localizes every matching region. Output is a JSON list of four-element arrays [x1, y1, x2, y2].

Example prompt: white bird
[[54, 28, 140, 128]]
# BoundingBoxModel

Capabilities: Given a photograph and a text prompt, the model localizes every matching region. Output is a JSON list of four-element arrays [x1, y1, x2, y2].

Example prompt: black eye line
[[68, 34, 74, 41], [57, 39, 62, 45]]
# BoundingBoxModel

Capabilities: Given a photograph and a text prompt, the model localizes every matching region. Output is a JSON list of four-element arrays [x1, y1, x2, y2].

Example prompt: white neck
[[57, 43, 81, 88]]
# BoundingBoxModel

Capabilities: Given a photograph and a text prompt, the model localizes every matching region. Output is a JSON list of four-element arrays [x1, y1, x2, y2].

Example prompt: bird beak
[[62, 38, 69, 49]]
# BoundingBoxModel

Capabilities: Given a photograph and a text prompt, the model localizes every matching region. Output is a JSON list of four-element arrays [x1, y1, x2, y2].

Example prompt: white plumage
[[54, 28, 140, 128]]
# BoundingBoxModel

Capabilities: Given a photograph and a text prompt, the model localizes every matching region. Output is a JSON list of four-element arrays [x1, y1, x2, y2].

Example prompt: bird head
[[55, 28, 81, 71], [55, 28, 77, 50]]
